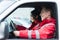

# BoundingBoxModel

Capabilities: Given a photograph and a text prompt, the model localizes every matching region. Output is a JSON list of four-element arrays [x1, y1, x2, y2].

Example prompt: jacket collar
[[40, 18, 56, 27]]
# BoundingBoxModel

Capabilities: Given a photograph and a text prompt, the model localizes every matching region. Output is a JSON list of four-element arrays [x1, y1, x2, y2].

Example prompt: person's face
[[30, 16, 36, 22], [31, 16, 34, 20], [30, 15, 38, 22], [40, 8, 51, 20]]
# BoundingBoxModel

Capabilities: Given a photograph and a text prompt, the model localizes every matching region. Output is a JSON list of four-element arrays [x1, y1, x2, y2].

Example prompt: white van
[[0, 0, 59, 40]]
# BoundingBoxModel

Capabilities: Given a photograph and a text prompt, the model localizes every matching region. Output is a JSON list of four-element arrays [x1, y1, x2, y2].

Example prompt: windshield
[[5, 7, 35, 32], [0, 1, 16, 14]]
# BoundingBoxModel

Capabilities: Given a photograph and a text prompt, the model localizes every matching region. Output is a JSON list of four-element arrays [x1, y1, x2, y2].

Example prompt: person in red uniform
[[13, 7, 56, 39]]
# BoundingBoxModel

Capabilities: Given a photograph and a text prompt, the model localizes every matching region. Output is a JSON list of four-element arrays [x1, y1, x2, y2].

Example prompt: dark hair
[[31, 9, 40, 20], [31, 8, 42, 21]]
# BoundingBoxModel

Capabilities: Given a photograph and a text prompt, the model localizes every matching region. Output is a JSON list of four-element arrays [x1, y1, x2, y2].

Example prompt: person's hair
[[38, 5, 54, 18], [31, 9, 40, 20]]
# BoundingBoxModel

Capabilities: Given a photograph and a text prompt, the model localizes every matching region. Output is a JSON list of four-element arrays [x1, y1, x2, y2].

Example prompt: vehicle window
[[6, 7, 35, 32], [0, 2, 58, 39]]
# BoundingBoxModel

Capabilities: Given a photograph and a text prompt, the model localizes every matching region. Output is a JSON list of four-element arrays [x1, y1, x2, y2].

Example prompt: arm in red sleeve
[[19, 23, 55, 39]]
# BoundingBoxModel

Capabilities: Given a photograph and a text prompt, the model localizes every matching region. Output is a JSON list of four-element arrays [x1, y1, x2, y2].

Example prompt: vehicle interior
[[3, 2, 58, 39]]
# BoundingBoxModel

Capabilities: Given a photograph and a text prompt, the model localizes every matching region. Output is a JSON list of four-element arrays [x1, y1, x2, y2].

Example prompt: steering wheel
[[8, 20, 20, 39]]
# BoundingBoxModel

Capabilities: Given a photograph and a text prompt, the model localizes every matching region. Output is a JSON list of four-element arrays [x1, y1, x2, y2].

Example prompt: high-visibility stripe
[[35, 24, 39, 27], [28, 30, 32, 39], [35, 30, 40, 39], [41, 23, 55, 29]]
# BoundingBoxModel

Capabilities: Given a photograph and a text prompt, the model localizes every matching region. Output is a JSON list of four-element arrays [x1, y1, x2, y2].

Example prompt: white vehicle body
[[0, 0, 60, 39]]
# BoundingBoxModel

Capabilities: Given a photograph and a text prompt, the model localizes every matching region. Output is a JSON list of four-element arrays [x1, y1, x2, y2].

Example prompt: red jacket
[[16, 18, 56, 39]]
